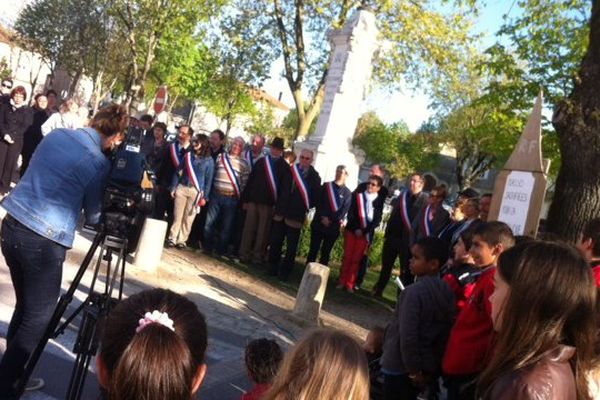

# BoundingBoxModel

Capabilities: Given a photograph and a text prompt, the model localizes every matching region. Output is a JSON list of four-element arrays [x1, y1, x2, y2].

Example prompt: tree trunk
[[68, 67, 84, 98], [293, 81, 325, 140], [546, 0, 600, 241]]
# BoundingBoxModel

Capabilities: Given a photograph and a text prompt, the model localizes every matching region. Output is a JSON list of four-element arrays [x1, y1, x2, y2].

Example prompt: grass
[[190, 248, 400, 309]]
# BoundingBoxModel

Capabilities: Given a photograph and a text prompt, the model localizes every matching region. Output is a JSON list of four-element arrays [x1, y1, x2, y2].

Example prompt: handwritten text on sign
[[498, 171, 534, 235]]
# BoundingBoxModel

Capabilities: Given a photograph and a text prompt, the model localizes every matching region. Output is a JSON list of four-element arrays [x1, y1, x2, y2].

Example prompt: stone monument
[[294, 7, 379, 189], [488, 92, 548, 236]]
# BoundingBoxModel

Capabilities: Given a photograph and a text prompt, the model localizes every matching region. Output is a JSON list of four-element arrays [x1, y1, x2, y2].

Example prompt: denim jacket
[[1, 127, 111, 248], [170, 154, 215, 198]]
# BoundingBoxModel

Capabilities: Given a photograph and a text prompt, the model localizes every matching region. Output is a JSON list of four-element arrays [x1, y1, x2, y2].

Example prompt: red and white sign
[[153, 85, 168, 114]]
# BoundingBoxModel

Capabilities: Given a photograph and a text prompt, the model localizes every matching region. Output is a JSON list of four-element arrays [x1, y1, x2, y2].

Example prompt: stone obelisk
[[294, 7, 378, 189]]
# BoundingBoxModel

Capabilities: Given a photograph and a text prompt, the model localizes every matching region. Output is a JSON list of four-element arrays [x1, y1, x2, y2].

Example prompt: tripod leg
[[13, 232, 104, 397]]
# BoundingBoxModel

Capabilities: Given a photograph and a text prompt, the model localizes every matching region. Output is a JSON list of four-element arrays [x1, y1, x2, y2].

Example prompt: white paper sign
[[497, 171, 535, 235]]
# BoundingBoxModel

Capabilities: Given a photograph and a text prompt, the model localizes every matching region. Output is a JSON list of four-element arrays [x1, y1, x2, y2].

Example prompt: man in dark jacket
[[411, 185, 451, 244], [373, 173, 428, 295], [153, 125, 193, 225], [306, 164, 351, 266], [268, 148, 321, 281], [239, 137, 289, 264]]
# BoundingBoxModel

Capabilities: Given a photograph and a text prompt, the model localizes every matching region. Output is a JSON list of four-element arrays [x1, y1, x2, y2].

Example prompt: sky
[[262, 0, 521, 132]]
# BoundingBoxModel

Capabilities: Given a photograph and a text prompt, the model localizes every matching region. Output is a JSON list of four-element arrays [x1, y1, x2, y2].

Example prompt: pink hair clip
[[136, 310, 175, 333]]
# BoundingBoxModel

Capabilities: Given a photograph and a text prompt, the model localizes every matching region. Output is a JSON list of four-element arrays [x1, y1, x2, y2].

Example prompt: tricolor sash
[[326, 182, 341, 214], [169, 142, 183, 169], [291, 163, 310, 210], [220, 153, 241, 198], [356, 192, 371, 230], [421, 205, 433, 237], [264, 155, 278, 201], [399, 191, 412, 232], [183, 152, 204, 210]]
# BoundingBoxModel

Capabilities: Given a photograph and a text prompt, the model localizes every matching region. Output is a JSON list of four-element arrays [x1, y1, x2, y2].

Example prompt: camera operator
[[0, 104, 128, 397]]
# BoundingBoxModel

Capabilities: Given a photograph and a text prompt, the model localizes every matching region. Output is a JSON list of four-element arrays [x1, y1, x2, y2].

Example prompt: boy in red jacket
[[442, 221, 515, 400], [577, 218, 600, 287], [242, 339, 283, 400]]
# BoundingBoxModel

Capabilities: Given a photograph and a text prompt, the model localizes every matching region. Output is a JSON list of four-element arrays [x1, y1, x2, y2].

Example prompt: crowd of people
[[0, 103, 600, 400], [0, 80, 89, 197]]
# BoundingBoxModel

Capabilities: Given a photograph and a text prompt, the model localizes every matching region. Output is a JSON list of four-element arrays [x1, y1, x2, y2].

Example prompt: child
[[264, 328, 369, 400], [577, 217, 600, 287], [442, 229, 479, 311], [380, 237, 456, 400], [96, 288, 208, 400], [442, 221, 515, 400], [478, 241, 598, 399], [243, 338, 283, 400], [364, 327, 385, 400]]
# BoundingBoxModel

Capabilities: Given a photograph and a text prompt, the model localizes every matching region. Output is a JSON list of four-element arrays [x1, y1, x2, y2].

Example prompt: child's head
[[578, 217, 600, 262], [98, 289, 208, 400], [480, 241, 597, 399], [453, 228, 475, 264], [245, 338, 283, 385], [410, 237, 449, 277], [264, 328, 369, 400], [469, 221, 515, 267], [363, 326, 385, 355]]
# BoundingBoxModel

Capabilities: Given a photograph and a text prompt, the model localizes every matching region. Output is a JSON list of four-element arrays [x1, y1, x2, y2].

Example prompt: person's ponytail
[[108, 324, 194, 400]]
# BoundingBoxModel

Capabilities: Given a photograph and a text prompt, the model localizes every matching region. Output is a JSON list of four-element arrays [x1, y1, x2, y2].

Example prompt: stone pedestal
[[293, 262, 330, 323], [133, 218, 168, 272], [295, 8, 378, 189]]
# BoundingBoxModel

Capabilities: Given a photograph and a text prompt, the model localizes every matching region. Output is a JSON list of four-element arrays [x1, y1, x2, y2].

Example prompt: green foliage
[[0, 58, 12, 81], [352, 112, 439, 179], [295, 225, 386, 267]]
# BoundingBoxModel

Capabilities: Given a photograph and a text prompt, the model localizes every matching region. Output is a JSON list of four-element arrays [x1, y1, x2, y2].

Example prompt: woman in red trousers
[[338, 175, 385, 292]]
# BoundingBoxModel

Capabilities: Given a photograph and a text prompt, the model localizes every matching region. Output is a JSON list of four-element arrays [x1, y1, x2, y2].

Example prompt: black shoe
[[165, 240, 176, 248], [175, 243, 186, 249]]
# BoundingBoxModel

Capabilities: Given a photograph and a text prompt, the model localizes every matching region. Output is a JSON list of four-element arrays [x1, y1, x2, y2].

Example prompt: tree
[[352, 112, 438, 178], [184, 1, 281, 135], [546, 1, 600, 241], [263, 0, 480, 140], [110, 0, 222, 110]]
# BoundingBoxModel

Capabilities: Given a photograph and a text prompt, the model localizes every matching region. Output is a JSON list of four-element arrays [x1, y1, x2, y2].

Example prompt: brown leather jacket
[[488, 345, 576, 399]]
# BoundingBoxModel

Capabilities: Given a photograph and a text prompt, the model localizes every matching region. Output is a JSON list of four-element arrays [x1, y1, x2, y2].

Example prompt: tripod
[[14, 230, 128, 400]]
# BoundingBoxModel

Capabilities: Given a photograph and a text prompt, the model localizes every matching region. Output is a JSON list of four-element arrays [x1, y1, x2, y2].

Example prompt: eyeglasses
[[368, 182, 379, 187], [300, 156, 311, 160], [2, 83, 12, 89]]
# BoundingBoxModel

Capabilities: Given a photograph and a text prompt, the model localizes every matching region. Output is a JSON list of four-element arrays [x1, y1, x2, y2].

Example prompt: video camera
[[102, 126, 154, 251]]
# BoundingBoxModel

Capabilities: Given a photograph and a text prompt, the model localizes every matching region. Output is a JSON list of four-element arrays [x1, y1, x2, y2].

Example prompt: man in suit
[[372, 173, 428, 296], [268, 149, 321, 281], [411, 185, 450, 243], [239, 137, 289, 264]]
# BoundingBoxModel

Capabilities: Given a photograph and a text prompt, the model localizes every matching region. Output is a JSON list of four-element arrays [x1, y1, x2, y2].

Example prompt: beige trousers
[[239, 202, 273, 262], [169, 184, 199, 245]]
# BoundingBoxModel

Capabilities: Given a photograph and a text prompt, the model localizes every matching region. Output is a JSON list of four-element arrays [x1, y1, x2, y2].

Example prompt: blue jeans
[[203, 192, 239, 255], [0, 216, 66, 398]]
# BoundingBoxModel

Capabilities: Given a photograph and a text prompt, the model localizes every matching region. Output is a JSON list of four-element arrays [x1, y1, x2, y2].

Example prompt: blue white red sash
[[326, 182, 340, 214], [184, 152, 205, 211], [356, 192, 371, 230], [291, 163, 310, 210], [220, 153, 241, 198], [399, 191, 412, 232], [169, 142, 182, 169], [421, 205, 433, 237], [264, 156, 278, 201]]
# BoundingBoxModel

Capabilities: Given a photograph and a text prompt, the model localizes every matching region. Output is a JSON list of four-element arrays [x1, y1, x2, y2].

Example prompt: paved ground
[[0, 212, 392, 399]]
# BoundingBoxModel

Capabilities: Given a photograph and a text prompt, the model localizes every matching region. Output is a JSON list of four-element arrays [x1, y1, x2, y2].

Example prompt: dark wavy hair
[[245, 338, 283, 384], [477, 241, 597, 399], [99, 289, 208, 400], [90, 104, 129, 137]]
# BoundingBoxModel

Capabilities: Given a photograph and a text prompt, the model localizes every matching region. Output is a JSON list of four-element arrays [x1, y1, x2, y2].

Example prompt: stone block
[[133, 217, 167, 272], [293, 262, 330, 323]]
